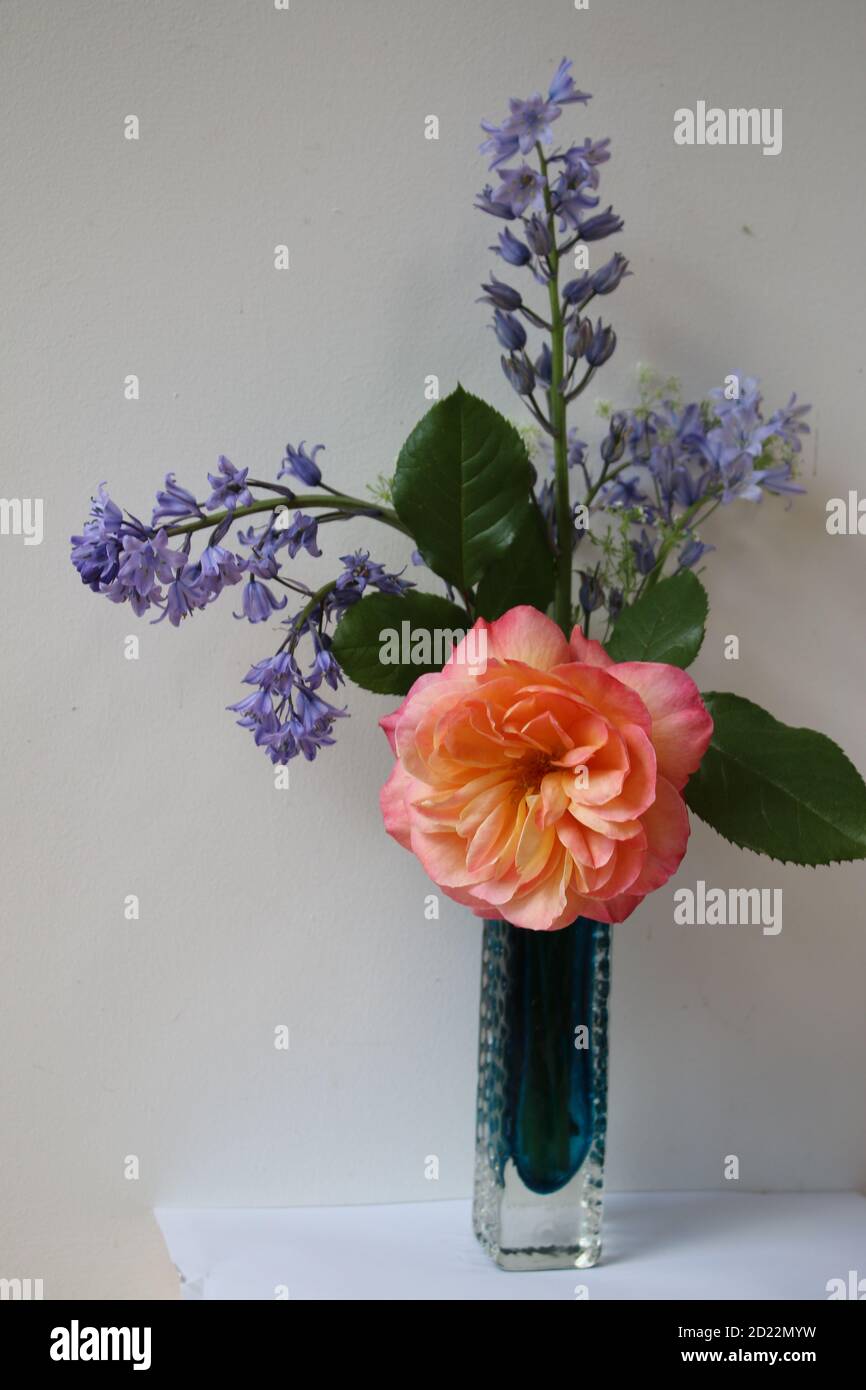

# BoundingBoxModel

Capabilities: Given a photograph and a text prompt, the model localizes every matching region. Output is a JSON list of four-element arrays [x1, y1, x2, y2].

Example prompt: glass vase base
[[484, 1243, 602, 1273], [474, 1154, 605, 1271]]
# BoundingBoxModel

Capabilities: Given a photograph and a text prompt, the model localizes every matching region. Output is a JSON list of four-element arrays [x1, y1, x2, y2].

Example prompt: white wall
[[1, 0, 864, 1298]]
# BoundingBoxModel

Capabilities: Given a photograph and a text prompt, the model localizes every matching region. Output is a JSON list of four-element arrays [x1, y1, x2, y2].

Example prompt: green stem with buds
[[538, 147, 572, 637], [166, 491, 411, 540], [291, 577, 342, 636], [642, 492, 721, 591]]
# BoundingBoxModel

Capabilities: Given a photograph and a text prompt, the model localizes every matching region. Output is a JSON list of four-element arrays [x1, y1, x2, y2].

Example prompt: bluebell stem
[[476, 60, 627, 631]]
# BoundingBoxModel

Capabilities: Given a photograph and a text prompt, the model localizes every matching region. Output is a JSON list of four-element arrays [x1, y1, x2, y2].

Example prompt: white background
[[1, 0, 864, 1299]]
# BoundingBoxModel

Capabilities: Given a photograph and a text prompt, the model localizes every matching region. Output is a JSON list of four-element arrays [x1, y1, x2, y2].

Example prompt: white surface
[[2, 0, 866, 1300], [156, 1194, 866, 1301]]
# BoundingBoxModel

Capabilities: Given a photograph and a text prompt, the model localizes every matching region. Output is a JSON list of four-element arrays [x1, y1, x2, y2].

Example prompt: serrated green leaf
[[331, 590, 470, 696], [391, 385, 534, 591], [475, 503, 555, 621], [685, 692, 866, 865], [606, 570, 708, 669]]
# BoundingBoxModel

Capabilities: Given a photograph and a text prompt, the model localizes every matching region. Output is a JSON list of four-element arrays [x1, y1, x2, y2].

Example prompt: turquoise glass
[[473, 917, 610, 1270]]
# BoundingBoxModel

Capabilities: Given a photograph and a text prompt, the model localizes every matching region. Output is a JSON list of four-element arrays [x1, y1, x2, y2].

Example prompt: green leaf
[[391, 385, 535, 591], [475, 503, 555, 621], [685, 692, 866, 865], [331, 590, 471, 697], [606, 570, 708, 669]]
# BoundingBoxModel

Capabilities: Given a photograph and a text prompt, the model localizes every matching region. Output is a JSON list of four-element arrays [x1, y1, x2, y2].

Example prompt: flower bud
[[493, 227, 531, 266], [501, 354, 536, 396], [592, 253, 630, 295], [534, 343, 552, 388], [566, 315, 593, 359], [524, 215, 553, 257], [607, 587, 625, 622], [493, 309, 527, 352], [562, 272, 593, 308], [600, 412, 627, 464], [577, 207, 624, 242], [579, 571, 604, 613], [586, 319, 617, 367], [478, 275, 523, 311]]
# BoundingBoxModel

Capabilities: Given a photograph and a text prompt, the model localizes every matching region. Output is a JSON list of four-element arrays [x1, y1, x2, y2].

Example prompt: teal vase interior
[[473, 916, 610, 1270]]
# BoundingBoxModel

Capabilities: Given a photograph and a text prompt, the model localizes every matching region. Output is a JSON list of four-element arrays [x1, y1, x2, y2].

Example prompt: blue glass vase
[[473, 917, 610, 1271]]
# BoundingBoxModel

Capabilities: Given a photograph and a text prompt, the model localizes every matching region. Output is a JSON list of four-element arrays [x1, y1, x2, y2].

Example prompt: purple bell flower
[[157, 562, 212, 626], [116, 529, 185, 598], [282, 511, 322, 559], [205, 456, 253, 512], [630, 529, 657, 575], [492, 165, 547, 217], [152, 474, 201, 525], [576, 207, 624, 242], [493, 309, 527, 352], [279, 441, 325, 488], [70, 485, 127, 590], [678, 538, 715, 570], [579, 570, 604, 612], [478, 275, 523, 311], [491, 226, 532, 266], [524, 215, 553, 257], [566, 315, 593, 359], [475, 184, 515, 219], [562, 272, 593, 308], [591, 252, 631, 295], [547, 59, 591, 108], [200, 542, 245, 589], [586, 319, 617, 367], [501, 354, 536, 396], [235, 575, 289, 623], [534, 343, 552, 389]]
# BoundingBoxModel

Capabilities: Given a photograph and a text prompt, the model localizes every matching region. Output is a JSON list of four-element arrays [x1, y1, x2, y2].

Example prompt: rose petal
[[609, 662, 713, 790], [486, 605, 572, 670], [569, 627, 614, 667]]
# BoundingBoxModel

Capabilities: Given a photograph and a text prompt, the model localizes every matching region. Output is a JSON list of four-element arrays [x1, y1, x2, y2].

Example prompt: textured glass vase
[[473, 916, 610, 1271]]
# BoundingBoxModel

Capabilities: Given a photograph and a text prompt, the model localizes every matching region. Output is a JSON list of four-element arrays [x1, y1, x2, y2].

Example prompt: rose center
[[516, 750, 553, 794]]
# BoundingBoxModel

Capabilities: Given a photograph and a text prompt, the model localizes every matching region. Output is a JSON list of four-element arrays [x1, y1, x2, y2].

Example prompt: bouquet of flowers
[[71, 59, 866, 1269]]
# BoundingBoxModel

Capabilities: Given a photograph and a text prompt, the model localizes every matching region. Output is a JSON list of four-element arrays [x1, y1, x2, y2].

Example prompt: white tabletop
[[155, 1192, 866, 1300]]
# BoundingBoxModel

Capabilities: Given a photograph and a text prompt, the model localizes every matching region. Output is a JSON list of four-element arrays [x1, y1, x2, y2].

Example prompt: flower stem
[[166, 492, 411, 540], [538, 145, 571, 638], [291, 578, 342, 637], [643, 492, 720, 590]]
